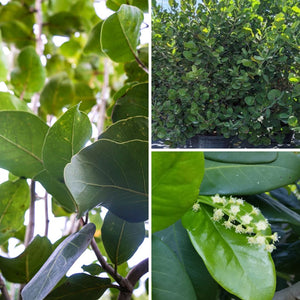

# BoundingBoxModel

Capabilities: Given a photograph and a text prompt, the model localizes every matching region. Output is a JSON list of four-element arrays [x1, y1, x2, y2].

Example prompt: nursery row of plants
[[152, 0, 299, 148]]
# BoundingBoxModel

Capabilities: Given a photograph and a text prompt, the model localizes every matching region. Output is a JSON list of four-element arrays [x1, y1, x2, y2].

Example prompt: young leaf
[[152, 236, 197, 300], [154, 221, 219, 300], [45, 273, 111, 300], [0, 111, 49, 178], [21, 223, 96, 300], [0, 235, 52, 283], [43, 105, 92, 181], [102, 211, 145, 265], [100, 4, 144, 62], [10, 46, 46, 98], [0, 179, 30, 245], [200, 152, 300, 195], [182, 207, 276, 300], [152, 152, 205, 232]]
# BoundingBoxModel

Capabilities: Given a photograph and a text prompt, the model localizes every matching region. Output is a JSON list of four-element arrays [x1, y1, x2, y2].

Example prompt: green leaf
[[0, 92, 32, 112], [111, 83, 148, 122], [100, 4, 143, 62], [154, 221, 219, 300], [0, 32, 8, 81], [73, 82, 96, 112], [200, 152, 300, 195], [81, 263, 104, 276], [10, 46, 46, 98], [83, 21, 103, 54], [45, 273, 111, 300], [0, 235, 53, 283], [21, 223, 96, 300], [152, 235, 197, 300], [102, 211, 145, 265], [0, 179, 30, 244], [0, 111, 49, 178], [267, 89, 281, 101], [107, 0, 148, 12], [43, 105, 92, 181], [182, 207, 276, 300], [65, 117, 148, 222], [39, 72, 74, 116], [152, 152, 205, 232]]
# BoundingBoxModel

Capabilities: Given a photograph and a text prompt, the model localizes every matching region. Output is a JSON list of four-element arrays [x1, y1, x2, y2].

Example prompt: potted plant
[[152, 0, 299, 148]]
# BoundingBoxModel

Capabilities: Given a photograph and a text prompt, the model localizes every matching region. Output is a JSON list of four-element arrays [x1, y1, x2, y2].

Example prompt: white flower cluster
[[209, 194, 278, 253]]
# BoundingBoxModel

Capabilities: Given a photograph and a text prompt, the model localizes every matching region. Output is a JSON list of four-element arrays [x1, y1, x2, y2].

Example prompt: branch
[[24, 180, 36, 246], [0, 274, 10, 300], [44, 192, 49, 237], [126, 258, 148, 287], [273, 282, 300, 300]]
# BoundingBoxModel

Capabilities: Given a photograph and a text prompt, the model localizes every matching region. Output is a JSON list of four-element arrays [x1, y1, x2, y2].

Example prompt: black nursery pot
[[187, 135, 231, 148]]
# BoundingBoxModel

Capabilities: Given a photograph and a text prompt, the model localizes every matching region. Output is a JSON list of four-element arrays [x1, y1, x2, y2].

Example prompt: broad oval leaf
[[0, 179, 30, 245], [154, 221, 218, 300], [152, 235, 197, 300], [43, 105, 92, 181], [0, 92, 32, 112], [45, 273, 111, 300], [0, 111, 49, 178], [21, 223, 96, 300], [200, 152, 300, 195], [102, 211, 145, 265], [111, 83, 148, 122], [10, 46, 46, 98], [100, 4, 143, 62], [152, 152, 205, 232], [0, 235, 52, 283], [64, 139, 148, 222], [182, 207, 276, 300]]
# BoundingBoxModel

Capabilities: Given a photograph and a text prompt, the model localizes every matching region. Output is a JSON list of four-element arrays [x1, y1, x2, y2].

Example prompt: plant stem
[[44, 192, 49, 237], [0, 274, 10, 300], [24, 180, 36, 247]]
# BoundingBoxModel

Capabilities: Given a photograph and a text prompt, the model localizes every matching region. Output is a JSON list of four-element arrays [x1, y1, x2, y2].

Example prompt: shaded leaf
[[0, 235, 52, 283], [111, 83, 148, 122], [100, 4, 143, 62], [45, 273, 111, 300], [81, 263, 104, 276], [200, 152, 300, 196], [102, 211, 145, 265], [152, 235, 197, 300], [21, 223, 96, 300], [84, 21, 103, 54], [154, 221, 219, 300], [73, 82, 96, 112], [10, 46, 46, 98], [0, 179, 30, 245], [0, 111, 49, 178], [0, 92, 31, 112], [152, 152, 205, 232], [182, 207, 276, 300]]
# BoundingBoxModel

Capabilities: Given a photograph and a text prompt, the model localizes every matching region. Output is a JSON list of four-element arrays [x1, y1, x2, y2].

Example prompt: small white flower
[[212, 208, 224, 221], [223, 220, 233, 229], [229, 196, 237, 204], [192, 203, 201, 212], [257, 116, 264, 123], [245, 226, 254, 234], [235, 224, 244, 233], [251, 207, 260, 216], [267, 127, 273, 133], [255, 235, 266, 245], [265, 244, 276, 253], [256, 220, 269, 231], [247, 236, 256, 244], [229, 205, 240, 215], [271, 232, 279, 242], [241, 214, 253, 225], [236, 198, 244, 205], [212, 194, 226, 204]]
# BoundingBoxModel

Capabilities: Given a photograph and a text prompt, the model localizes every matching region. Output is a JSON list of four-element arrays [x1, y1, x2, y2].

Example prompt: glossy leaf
[[39, 72, 74, 116], [21, 223, 96, 300], [100, 5, 143, 62], [10, 46, 46, 98], [205, 152, 278, 164], [102, 211, 145, 265], [43, 105, 92, 181], [0, 235, 52, 283], [0, 179, 30, 245], [154, 221, 218, 300], [152, 152, 205, 232], [200, 152, 300, 195], [182, 207, 276, 300], [152, 235, 197, 300], [45, 273, 111, 300], [0, 111, 49, 178], [0, 92, 32, 112], [84, 21, 103, 54], [65, 117, 148, 221], [111, 83, 148, 122]]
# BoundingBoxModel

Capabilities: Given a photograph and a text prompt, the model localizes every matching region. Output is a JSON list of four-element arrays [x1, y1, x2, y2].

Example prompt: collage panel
[[152, 0, 299, 149], [152, 151, 300, 300]]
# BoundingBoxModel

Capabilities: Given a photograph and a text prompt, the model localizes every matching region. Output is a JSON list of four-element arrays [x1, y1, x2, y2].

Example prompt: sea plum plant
[[152, 151, 300, 299], [0, 0, 149, 299]]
